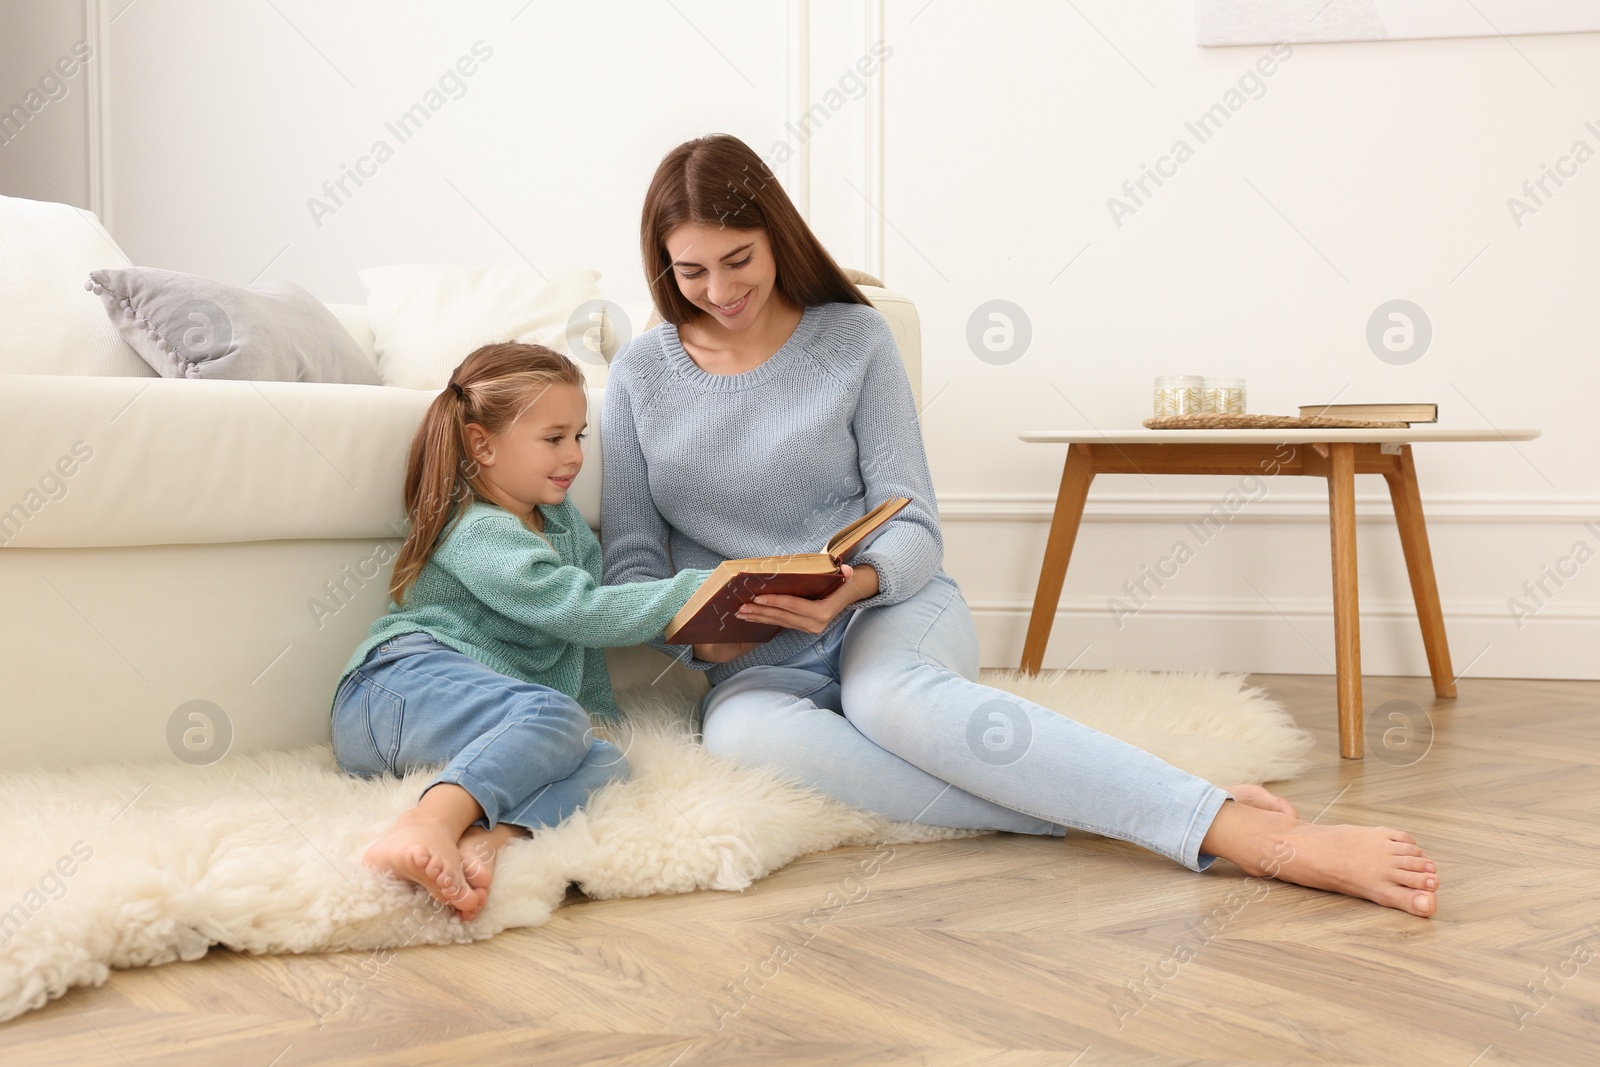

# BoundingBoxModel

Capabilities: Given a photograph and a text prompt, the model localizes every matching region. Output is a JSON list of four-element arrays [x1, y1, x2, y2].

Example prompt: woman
[[600, 134, 1438, 917]]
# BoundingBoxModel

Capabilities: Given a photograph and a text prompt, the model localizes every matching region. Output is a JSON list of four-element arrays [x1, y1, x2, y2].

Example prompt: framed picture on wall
[[1196, 0, 1600, 47]]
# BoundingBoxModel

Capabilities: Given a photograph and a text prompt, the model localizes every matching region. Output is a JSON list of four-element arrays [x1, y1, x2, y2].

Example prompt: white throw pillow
[[0, 194, 154, 376], [358, 264, 604, 389]]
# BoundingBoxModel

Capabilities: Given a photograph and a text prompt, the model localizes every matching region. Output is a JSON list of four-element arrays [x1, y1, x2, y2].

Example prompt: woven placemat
[[1143, 413, 1410, 430]]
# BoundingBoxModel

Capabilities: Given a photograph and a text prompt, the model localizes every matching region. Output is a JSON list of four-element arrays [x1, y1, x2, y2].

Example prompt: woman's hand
[[733, 564, 879, 636], [692, 641, 760, 663]]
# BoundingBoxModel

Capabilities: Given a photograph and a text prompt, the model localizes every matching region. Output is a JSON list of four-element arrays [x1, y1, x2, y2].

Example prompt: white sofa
[[0, 291, 922, 771]]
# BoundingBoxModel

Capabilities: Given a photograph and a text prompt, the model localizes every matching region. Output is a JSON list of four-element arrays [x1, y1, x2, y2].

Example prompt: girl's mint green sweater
[[336, 499, 710, 720]]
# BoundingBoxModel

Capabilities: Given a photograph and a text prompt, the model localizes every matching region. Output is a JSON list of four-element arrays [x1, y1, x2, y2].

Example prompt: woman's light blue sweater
[[600, 302, 944, 685]]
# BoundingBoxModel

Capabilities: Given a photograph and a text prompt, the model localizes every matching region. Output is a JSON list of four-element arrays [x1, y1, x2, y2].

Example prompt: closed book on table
[[1298, 402, 1438, 424], [663, 497, 911, 645]]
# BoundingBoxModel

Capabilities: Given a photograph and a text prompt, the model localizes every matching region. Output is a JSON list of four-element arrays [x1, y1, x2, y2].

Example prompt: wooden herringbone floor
[[2, 674, 1597, 1066]]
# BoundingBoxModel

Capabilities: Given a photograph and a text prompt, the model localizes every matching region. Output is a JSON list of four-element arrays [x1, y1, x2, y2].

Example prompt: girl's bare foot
[[1203, 802, 1439, 917], [1225, 783, 1298, 819], [364, 809, 474, 915], [363, 783, 486, 917], [456, 823, 525, 921]]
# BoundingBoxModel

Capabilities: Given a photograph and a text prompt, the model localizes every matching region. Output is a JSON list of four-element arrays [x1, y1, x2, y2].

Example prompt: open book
[[663, 497, 912, 645]]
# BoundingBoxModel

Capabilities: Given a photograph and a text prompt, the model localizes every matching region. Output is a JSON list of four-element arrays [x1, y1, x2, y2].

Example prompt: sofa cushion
[[0, 374, 604, 549], [0, 194, 153, 377], [86, 267, 381, 384], [358, 264, 602, 390]]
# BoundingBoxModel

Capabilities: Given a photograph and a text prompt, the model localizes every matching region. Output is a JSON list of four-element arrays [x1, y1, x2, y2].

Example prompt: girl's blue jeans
[[700, 574, 1230, 871], [332, 631, 628, 831]]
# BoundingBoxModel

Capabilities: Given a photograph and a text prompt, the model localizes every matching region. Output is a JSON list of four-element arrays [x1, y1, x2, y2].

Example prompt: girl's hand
[[693, 641, 759, 663], [734, 564, 879, 635]]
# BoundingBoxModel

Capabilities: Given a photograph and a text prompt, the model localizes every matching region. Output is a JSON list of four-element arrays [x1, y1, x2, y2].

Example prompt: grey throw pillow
[[85, 267, 381, 384]]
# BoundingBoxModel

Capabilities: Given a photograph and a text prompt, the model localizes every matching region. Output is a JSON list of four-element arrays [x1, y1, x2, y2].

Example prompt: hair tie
[[449, 381, 465, 399]]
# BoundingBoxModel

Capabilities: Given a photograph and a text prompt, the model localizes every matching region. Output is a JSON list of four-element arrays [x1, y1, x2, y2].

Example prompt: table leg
[[1327, 443, 1364, 758], [1021, 444, 1096, 674], [1382, 445, 1457, 699]]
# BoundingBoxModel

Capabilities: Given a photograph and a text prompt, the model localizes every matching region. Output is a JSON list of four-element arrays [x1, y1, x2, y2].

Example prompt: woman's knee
[[839, 650, 936, 714], [701, 688, 812, 770], [700, 667, 834, 767], [840, 660, 969, 746], [699, 691, 766, 764]]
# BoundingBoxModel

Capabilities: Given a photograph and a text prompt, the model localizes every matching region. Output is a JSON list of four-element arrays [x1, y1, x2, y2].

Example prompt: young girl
[[333, 342, 710, 921], [600, 134, 1440, 917]]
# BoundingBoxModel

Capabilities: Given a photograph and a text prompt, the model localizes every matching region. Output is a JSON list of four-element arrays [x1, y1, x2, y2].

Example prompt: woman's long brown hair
[[388, 342, 583, 606], [641, 134, 871, 326]]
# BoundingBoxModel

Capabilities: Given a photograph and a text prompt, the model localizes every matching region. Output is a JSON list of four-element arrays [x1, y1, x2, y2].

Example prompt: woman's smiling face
[[663, 222, 781, 332]]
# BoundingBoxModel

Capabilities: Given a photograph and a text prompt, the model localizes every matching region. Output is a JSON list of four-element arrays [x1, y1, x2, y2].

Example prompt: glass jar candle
[[1154, 375, 1205, 416], [1204, 377, 1246, 414]]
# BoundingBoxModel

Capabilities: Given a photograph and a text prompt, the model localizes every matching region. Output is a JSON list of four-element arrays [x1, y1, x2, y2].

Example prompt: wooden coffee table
[[1017, 427, 1542, 758]]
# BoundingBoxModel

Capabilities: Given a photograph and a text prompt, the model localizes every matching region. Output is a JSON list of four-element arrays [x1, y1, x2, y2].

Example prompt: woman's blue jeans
[[700, 575, 1229, 871], [332, 632, 629, 830]]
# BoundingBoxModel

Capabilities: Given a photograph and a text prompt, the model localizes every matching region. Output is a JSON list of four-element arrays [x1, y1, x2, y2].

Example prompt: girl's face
[[468, 382, 587, 517], [663, 223, 784, 332]]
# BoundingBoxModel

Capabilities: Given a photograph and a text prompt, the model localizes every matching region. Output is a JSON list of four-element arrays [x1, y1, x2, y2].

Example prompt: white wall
[[0, 0, 94, 206], [3, 0, 1595, 679], [860, 0, 1600, 681], [99, 0, 795, 306]]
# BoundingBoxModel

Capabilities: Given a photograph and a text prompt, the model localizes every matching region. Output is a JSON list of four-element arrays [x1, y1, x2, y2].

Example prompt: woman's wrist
[[840, 563, 880, 605], [692, 641, 756, 663]]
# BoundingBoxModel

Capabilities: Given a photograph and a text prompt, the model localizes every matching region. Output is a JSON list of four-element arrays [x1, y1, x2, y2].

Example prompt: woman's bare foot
[[456, 823, 525, 921], [1202, 801, 1439, 917], [364, 809, 474, 914], [1225, 783, 1298, 819]]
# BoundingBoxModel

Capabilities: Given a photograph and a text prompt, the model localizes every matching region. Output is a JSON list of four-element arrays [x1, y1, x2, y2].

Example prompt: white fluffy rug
[[0, 669, 1312, 1022]]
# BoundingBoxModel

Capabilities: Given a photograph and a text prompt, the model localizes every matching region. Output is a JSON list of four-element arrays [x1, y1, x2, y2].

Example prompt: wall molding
[[794, 1, 886, 277], [965, 607, 1597, 680], [861, 0, 885, 281], [945, 497, 1598, 678], [963, 594, 1597, 625], [938, 491, 1600, 526], [83, 0, 112, 228], [785, 0, 810, 218]]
